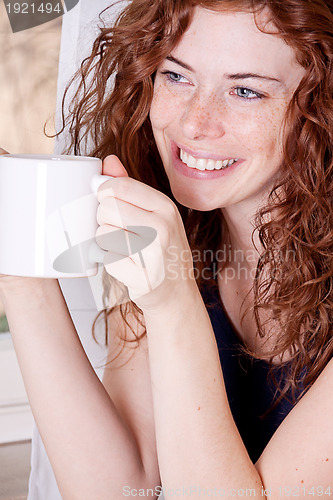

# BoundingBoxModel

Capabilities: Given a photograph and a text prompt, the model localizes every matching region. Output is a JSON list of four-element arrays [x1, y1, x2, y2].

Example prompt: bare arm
[[142, 283, 333, 499], [143, 283, 263, 497], [0, 279, 158, 499], [102, 305, 160, 492]]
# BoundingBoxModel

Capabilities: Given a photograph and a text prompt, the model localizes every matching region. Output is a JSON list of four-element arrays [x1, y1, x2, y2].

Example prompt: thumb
[[102, 155, 129, 178]]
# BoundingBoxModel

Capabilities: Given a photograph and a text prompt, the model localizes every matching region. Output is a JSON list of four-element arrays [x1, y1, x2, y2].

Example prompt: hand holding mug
[[96, 155, 196, 311]]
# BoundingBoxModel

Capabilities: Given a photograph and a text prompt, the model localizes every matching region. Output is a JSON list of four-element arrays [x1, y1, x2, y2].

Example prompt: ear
[[102, 155, 129, 178]]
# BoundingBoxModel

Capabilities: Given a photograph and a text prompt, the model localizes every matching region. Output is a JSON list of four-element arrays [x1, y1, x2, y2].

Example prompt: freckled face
[[149, 7, 306, 212]]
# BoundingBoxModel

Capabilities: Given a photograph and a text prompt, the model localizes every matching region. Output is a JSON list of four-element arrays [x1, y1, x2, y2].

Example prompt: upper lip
[[175, 142, 240, 161]]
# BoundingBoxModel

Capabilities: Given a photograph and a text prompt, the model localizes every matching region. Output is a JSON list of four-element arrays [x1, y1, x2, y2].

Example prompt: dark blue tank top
[[201, 282, 305, 463]]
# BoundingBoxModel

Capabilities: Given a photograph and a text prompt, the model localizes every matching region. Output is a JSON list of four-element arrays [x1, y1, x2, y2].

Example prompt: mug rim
[[1, 154, 101, 162]]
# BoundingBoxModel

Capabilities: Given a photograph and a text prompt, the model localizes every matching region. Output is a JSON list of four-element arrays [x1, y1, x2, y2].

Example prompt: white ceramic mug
[[0, 154, 109, 278]]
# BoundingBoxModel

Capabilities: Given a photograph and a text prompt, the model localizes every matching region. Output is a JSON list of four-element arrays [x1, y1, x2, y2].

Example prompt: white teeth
[[187, 155, 196, 168], [179, 149, 238, 171], [206, 159, 215, 170], [196, 159, 207, 170]]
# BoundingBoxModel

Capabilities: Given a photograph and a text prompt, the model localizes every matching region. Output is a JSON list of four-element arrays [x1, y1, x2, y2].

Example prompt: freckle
[[296, 468, 298, 471], [326, 458, 329, 461], [301, 480, 304, 484], [213, 378, 216, 382], [198, 406, 201, 410]]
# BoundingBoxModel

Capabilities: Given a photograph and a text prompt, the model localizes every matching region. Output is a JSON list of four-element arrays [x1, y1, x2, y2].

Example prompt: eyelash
[[230, 87, 264, 101], [160, 70, 265, 101], [160, 70, 190, 85]]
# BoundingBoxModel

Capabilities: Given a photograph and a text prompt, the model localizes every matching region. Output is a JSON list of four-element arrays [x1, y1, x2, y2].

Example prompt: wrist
[[139, 277, 201, 318]]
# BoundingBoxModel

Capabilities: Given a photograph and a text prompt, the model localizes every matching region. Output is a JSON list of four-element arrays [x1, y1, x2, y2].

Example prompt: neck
[[220, 202, 265, 275]]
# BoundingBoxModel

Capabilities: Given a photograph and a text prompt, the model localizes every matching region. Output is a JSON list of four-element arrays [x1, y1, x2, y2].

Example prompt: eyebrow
[[165, 55, 193, 71], [225, 72, 283, 85], [165, 55, 283, 85]]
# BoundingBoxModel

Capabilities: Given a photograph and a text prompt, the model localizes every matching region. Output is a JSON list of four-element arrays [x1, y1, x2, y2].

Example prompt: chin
[[171, 186, 220, 212]]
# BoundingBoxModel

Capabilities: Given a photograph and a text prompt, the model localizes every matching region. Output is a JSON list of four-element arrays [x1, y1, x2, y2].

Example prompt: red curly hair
[[58, 0, 333, 413]]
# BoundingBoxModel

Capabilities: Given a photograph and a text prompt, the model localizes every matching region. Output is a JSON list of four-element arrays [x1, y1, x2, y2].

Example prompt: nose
[[180, 91, 226, 141]]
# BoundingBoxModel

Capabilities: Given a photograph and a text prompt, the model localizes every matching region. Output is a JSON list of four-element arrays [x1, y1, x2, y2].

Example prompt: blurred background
[[0, 2, 62, 333], [0, 5, 62, 498]]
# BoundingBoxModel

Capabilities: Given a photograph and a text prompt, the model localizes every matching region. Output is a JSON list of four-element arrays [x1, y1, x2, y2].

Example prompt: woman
[[1, 0, 332, 498]]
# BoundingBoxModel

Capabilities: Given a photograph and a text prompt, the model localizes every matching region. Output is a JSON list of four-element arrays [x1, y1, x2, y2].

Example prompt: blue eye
[[232, 87, 263, 100], [161, 71, 189, 84]]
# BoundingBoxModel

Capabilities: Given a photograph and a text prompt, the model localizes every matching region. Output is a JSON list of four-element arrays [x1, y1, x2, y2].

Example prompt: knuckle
[[158, 198, 178, 225], [97, 197, 116, 222], [156, 216, 173, 247], [97, 177, 132, 202], [95, 225, 114, 251], [151, 200, 180, 246], [96, 204, 106, 225], [97, 180, 115, 202], [95, 224, 109, 238]]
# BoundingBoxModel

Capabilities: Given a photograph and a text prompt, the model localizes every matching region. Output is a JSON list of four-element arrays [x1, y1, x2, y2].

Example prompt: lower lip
[[171, 143, 243, 180]]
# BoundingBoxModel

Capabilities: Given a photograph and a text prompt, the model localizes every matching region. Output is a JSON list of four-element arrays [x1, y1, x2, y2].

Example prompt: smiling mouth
[[179, 148, 239, 171]]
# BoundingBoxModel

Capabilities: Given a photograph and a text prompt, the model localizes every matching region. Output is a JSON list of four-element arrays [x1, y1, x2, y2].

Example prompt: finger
[[103, 253, 153, 299], [97, 194, 163, 236], [96, 223, 155, 297], [102, 236, 165, 302], [96, 224, 158, 260], [96, 224, 132, 259], [102, 155, 129, 178], [97, 176, 171, 214], [97, 194, 124, 228]]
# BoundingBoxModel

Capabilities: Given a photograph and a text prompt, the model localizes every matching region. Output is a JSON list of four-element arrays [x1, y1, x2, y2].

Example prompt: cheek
[[239, 102, 288, 156], [150, 83, 176, 131]]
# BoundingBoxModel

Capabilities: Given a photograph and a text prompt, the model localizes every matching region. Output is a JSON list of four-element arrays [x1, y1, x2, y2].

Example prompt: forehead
[[172, 7, 303, 88]]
